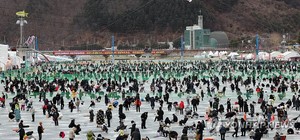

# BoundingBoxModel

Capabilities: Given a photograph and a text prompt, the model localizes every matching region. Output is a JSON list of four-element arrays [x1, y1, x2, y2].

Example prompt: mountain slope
[[0, 0, 299, 49]]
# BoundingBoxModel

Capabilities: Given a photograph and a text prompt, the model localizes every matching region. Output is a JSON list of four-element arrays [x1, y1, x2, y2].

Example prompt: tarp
[[43, 54, 73, 62]]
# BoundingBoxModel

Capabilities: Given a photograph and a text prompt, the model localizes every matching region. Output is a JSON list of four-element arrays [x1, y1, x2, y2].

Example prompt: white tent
[[208, 51, 214, 56], [219, 51, 228, 57], [258, 52, 270, 60], [212, 51, 219, 57], [281, 51, 300, 60], [228, 52, 239, 59], [228, 52, 239, 57], [270, 51, 282, 59], [8, 51, 23, 69], [245, 53, 255, 60], [0, 44, 8, 71], [220, 51, 227, 55]]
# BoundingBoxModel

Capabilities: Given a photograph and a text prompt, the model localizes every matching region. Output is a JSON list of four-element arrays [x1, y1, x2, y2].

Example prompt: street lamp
[[16, 10, 28, 48], [16, 10, 29, 68]]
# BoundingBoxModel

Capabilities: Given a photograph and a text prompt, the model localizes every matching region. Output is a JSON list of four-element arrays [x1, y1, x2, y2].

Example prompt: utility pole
[[256, 34, 259, 61], [181, 35, 184, 61], [241, 40, 244, 52], [112, 35, 115, 64]]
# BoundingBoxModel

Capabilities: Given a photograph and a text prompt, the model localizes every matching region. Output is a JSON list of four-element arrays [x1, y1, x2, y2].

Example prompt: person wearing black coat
[[253, 129, 263, 140], [104, 94, 109, 106], [106, 109, 112, 127], [244, 101, 249, 113], [89, 109, 94, 122], [141, 112, 148, 129], [150, 97, 155, 110], [164, 117, 171, 125], [37, 122, 44, 140], [164, 101, 171, 111], [68, 119, 76, 128], [119, 104, 123, 115], [232, 118, 239, 137], [219, 125, 226, 140], [230, 83, 235, 92], [145, 94, 150, 102], [196, 121, 204, 140], [18, 127, 25, 140], [68, 118, 81, 134], [119, 112, 126, 122], [219, 104, 225, 114], [191, 98, 198, 112], [129, 121, 136, 137], [164, 93, 169, 103], [250, 103, 255, 117], [60, 96, 64, 110], [226, 98, 231, 113], [159, 99, 164, 108], [172, 114, 178, 123], [68, 101, 74, 112], [75, 124, 81, 135], [132, 128, 141, 140], [238, 96, 244, 112], [156, 107, 164, 121], [179, 116, 188, 126], [53, 111, 59, 126], [240, 118, 247, 136], [182, 126, 188, 134]]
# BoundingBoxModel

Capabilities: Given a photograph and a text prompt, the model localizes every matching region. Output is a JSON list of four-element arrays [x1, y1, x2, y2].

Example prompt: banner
[[53, 50, 167, 55]]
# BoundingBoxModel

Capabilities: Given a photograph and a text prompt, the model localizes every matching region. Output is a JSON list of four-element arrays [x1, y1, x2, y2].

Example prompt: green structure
[[184, 13, 229, 49], [184, 26, 211, 49]]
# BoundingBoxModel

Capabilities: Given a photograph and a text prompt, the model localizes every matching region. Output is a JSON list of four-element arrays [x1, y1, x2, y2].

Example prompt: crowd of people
[[1, 60, 300, 140]]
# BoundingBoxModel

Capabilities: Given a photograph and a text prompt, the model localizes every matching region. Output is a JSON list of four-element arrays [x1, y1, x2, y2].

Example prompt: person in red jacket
[[179, 101, 185, 115], [256, 86, 261, 94], [135, 99, 141, 112]]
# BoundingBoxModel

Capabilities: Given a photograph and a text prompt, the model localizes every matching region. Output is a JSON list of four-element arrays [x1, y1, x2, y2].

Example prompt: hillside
[[0, 0, 299, 50]]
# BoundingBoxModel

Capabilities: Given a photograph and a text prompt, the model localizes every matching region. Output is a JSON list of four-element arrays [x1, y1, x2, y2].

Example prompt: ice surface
[[0, 69, 300, 140]]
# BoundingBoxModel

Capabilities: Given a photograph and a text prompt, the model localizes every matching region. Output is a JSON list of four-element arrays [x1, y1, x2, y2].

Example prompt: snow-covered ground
[[0, 67, 300, 140]]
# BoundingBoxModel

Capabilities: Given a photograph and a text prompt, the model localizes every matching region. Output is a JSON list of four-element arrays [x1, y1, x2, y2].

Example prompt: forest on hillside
[[0, 0, 299, 49], [76, 0, 239, 33]]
